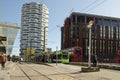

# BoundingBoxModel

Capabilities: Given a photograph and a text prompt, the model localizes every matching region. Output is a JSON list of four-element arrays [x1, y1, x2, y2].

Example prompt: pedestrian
[[0, 53, 7, 69], [92, 55, 97, 67]]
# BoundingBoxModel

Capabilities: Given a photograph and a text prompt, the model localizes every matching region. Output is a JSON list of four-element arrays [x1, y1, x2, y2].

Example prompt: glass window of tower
[[112, 20, 118, 27], [95, 18, 103, 25], [77, 16, 85, 23], [103, 19, 110, 26], [72, 15, 76, 25]]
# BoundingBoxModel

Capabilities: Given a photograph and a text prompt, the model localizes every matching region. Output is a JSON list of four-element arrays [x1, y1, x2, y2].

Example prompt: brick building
[[61, 12, 120, 62]]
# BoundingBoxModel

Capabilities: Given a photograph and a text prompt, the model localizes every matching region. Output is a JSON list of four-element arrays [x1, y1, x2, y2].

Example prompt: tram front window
[[63, 52, 68, 59], [76, 48, 81, 56]]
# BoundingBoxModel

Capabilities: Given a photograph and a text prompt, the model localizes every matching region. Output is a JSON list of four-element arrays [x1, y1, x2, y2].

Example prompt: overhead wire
[[49, 0, 98, 32], [45, 0, 107, 47], [85, 0, 107, 12], [79, 0, 107, 13], [80, 0, 99, 12]]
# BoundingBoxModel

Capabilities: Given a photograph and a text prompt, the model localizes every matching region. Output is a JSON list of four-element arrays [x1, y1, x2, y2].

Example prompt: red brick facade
[[61, 12, 120, 62]]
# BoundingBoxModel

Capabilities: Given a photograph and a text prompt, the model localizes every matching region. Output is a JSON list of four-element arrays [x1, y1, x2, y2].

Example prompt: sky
[[1, 0, 120, 56]]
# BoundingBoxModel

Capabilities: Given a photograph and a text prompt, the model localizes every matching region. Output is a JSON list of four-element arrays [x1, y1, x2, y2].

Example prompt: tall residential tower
[[20, 2, 48, 57]]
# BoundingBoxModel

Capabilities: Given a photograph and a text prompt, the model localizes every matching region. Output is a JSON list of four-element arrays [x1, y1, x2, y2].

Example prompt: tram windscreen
[[62, 52, 68, 59], [76, 48, 81, 56]]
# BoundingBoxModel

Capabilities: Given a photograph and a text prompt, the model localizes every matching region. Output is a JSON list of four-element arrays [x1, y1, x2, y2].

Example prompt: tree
[[24, 48, 35, 61]]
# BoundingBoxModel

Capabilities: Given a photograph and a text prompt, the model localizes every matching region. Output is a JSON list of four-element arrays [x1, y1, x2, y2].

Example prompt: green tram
[[61, 51, 72, 64], [61, 47, 82, 64]]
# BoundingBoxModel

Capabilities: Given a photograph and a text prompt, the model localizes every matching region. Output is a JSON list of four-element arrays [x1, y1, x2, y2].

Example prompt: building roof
[[70, 12, 120, 20], [0, 21, 20, 29]]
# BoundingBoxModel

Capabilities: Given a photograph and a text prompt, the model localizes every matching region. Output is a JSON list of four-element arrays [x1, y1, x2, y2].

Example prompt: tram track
[[13, 63, 111, 80], [29, 63, 78, 80], [17, 64, 31, 80], [17, 63, 52, 80], [39, 63, 110, 80], [17, 62, 77, 80]]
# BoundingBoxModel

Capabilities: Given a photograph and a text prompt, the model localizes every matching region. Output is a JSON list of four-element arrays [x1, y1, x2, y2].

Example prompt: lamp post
[[56, 46, 58, 66], [87, 20, 94, 68], [30, 39, 32, 62], [44, 27, 47, 52]]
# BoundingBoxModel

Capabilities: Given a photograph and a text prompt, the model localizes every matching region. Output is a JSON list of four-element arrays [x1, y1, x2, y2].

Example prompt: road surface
[[0, 62, 120, 80]]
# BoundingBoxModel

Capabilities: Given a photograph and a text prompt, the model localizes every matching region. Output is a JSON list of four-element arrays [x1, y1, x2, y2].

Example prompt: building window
[[72, 15, 76, 25], [100, 26, 102, 38], [111, 41, 113, 53], [111, 26, 113, 38], [100, 40, 102, 52], [113, 27, 116, 38], [92, 40, 93, 54], [95, 18, 103, 25], [103, 19, 110, 26], [103, 40, 105, 53], [71, 27, 75, 38], [108, 26, 110, 38], [119, 27, 120, 39], [116, 27, 118, 39], [72, 41, 75, 46], [94, 40, 96, 54], [103, 26, 105, 38], [77, 16, 85, 23], [116, 41, 118, 50], [112, 20, 118, 27]]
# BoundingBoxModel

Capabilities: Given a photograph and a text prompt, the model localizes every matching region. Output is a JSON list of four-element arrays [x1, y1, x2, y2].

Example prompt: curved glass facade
[[0, 21, 19, 55]]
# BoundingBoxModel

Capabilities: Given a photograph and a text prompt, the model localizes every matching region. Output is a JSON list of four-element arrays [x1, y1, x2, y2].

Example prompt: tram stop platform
[[81, 67, 100, 72]]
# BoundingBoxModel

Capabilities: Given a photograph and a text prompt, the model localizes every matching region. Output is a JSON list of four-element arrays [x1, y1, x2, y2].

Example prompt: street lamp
[[87, 20, 94, 68], [56, 25, 61, 66]]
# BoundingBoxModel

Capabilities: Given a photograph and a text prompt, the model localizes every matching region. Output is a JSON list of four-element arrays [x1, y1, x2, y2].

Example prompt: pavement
[[70, 62, 120, 70], [0, 61, 15, 80]]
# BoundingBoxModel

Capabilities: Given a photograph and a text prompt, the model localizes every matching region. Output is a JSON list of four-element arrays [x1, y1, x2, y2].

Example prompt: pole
[[87, 20, 94, 68], [56, 46, 58, 66], [44, 27, 46, 51], [30, 39, 32, 62], [88, 26, 91, 67]]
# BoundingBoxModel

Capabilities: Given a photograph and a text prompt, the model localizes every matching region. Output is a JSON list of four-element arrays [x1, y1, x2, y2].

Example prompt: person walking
[[0, 53, 7, 69], [92, 55, 97, 67]]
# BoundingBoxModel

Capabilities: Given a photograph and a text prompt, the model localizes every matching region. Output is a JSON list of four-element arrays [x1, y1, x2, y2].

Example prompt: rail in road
[[12, 63, 51, 80], [10, 63, 77, 80]]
